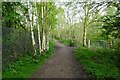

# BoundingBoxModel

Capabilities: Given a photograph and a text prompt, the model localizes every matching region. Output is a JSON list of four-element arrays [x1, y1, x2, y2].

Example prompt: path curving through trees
[[30, 40, 90, 78]]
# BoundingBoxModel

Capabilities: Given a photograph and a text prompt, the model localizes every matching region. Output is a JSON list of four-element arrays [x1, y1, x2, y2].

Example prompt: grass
[[0, 72, 1, 80], [2, 41, 55, 78], [60, 39, 71, 46], [74, 47, 120, 79], [56, 38, 71, 46]]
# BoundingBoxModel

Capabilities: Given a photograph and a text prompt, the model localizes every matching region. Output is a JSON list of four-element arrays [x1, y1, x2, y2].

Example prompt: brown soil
[[30, 40, 90, 78]]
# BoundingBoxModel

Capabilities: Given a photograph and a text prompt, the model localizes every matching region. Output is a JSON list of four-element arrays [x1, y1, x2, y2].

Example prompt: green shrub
[[58, 38, 76, 46], [2, 41, 55, 78], [74, 47, 120, 79]]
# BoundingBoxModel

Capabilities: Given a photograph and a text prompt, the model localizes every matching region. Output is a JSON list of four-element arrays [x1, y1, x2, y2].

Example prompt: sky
[[55, 1, 109, 25]]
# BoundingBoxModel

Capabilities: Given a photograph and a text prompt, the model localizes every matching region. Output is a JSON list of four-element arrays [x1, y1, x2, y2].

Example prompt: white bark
[[43, 4, 47, 51], [41, 2, 46, 52], [45, 1, 49, 51], [37, 18, 42, 53], [88, 39, 90, 48], [47, 39, 49, 50], [41, 1, 44, 52], [47, 33, 49, 50], [43, 32, 46, 50], [28, 2, 37, 57], [35, 2, 42, 53], [45, 32, 49, 51], [83, 26, 87, 46]]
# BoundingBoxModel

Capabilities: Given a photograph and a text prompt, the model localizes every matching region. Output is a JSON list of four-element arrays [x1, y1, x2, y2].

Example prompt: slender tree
[[27, 1, 37, 58], [36, 2, 42, 53]]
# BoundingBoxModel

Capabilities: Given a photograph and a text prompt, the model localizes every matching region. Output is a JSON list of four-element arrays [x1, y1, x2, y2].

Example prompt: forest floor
[[30, 40, 90, 78]]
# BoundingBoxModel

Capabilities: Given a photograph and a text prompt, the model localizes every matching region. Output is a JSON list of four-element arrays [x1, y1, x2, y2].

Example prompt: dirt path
[[30, 40, 90, 78]]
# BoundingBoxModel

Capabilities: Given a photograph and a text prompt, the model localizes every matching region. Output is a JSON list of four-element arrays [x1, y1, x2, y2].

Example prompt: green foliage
[[47, 2, 57, 30], [2, 41, 55, 78], [56, 37, 72, 46], [2, 2, 28, 29], [2, 27, 33, 69], [60, 39, 71, 46], [74, 47, 120, 79], [2, 1, 58, 69], [101, 2, 120, 39]]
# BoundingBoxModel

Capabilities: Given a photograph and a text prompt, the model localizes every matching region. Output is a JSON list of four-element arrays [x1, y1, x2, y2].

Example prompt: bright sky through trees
[[55, 1, 112, 27]]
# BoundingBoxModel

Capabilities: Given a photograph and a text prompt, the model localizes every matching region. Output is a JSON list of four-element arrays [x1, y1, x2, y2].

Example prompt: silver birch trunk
[[35, 2, 42, 53], [43, 32, 46, 51], [43, 4, 46, 51], [88, 39, 90, 48], [46, 1, 49, 51], [47, 32, 50, 50], [41, 1, 44, 52], [83, 26, 87, 46], [45, 32, 49, 51], [28, 2, 37, 57]]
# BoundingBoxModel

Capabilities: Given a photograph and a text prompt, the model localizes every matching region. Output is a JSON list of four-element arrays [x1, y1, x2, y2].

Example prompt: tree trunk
[[41, 1, 44, 52], [83, 25, 87, 46], [37, 15, 42, 53], [28, 2, 37, 58], [41, 2, 46, 52], [36, 2, 42, 54], [43, 31, 46, 51], [45, 31, 49, 51], [83, 2, 89, 47], [43, 2, 47, 51], [47, 35, 49, 50], [88, 39, 90, 48], [46, 2, 49, 51]]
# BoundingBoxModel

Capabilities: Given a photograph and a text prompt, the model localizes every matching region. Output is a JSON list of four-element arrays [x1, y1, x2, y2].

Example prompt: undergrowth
[[74, 47, 120, 80], [55, 37, 74, 46], [2, 41, 55, 78]]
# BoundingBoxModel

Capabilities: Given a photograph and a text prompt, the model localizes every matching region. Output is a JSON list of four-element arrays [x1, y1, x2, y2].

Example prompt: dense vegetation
[[1, 0, 120, 79], [74, 47, 120, 79], [2, 41, 54, 78], [55, 1, 120, 49], [2, 1, 57, 78], [54, 1, 120, 79]]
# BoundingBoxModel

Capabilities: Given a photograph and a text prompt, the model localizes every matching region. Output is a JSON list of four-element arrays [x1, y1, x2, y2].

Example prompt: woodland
[[1, 0, 120, 79]]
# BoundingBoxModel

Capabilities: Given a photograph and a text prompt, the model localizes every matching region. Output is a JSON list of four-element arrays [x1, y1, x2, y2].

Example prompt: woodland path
[[30, 40, 90, 78]]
